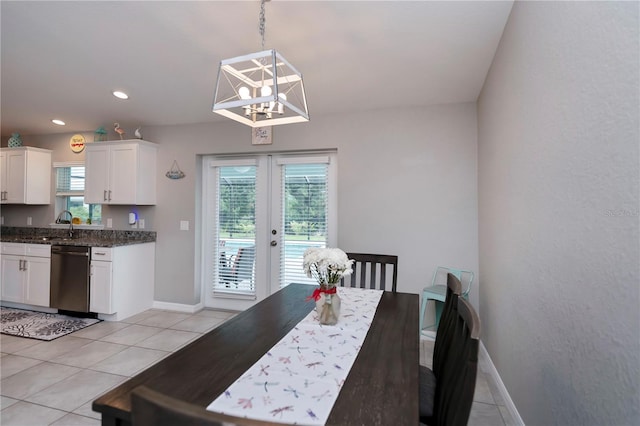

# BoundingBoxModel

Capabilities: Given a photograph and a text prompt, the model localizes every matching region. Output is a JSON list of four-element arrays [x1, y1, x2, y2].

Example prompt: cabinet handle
[[94, 251, 107, 256], [103, 190, 107, 201], [90, 264, 93, 276], [18, 259, 23, 270], [108, 190, 112, 201], [23, 260, 27, 271]]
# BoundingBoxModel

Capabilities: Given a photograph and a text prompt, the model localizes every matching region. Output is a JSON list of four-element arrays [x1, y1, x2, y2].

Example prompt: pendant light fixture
[[212, 0, 309, 127]]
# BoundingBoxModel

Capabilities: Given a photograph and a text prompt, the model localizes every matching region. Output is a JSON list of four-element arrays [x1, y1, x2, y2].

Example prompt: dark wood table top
[[92, 284, 419, 425]]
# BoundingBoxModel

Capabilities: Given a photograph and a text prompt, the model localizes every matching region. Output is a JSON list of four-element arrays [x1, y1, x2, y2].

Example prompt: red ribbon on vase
[[306, 286, 337, 301]]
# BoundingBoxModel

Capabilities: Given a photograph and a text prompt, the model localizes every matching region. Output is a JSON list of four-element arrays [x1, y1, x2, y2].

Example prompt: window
[[54, 163, 101, 224]]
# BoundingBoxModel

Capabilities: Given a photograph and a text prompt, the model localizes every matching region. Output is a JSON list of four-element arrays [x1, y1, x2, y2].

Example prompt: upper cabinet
[[85, 140, 157, 205], [0, 147, 52, 204]]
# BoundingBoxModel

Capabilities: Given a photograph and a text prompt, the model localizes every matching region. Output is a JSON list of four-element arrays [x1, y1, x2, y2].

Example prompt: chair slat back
[[432, 273, 461, 378], [341, 253, 398, 292]]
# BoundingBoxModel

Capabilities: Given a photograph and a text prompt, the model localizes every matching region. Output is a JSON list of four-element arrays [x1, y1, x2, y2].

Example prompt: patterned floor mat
[[0, 307, 100, 341]]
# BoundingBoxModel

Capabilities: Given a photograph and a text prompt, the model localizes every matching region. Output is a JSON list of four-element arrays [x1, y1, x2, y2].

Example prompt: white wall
[[3, 104, 479, 312], [478, 2, 639, 425]]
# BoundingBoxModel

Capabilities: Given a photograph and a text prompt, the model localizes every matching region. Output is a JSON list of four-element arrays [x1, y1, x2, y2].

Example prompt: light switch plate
[[139, 219, 145, 229], [180, 220, 189, 231], [106, 218, 113, 228]]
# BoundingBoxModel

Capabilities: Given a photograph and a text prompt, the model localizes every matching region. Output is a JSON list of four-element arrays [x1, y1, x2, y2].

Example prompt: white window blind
[[279, 162, 330, 287], [213, 163, 257, 297], [55, 165, 85, 196]]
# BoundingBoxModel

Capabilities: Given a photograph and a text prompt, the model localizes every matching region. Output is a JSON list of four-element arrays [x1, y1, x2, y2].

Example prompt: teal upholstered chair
[[419, 266, 474, 337]]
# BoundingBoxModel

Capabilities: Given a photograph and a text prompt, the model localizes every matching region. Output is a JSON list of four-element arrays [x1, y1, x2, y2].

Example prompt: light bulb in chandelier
[[277, 93, 287, 114], [238, 86, 251, 100]]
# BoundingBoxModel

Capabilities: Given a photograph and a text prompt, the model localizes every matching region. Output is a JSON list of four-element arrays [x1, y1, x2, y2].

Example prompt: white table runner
[[207, 287, 383, 425]]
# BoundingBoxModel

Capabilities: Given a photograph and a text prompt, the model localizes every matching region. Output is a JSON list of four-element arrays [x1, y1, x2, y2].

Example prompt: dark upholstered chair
[[341, 253, 398, 292], [131, 385, 273, 426], [419, 275, 480, 426]]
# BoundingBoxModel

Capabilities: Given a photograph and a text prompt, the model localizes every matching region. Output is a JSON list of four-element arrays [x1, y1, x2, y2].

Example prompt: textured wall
[[478, 2, 639, 425]]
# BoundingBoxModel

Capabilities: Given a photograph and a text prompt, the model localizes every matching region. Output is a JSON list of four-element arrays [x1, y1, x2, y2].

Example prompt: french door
[[202, 152, 337, 311]]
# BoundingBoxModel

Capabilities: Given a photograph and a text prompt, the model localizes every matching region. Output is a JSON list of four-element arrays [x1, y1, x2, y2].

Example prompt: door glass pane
[[279, 163, 329, 287], [214, 165, 257, 294]]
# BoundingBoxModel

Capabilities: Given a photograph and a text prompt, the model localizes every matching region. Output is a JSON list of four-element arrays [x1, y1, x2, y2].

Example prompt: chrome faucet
[[56, 210, 74, 238]]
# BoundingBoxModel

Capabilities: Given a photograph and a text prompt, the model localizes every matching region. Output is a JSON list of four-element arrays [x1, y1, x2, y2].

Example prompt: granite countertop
[[0, 227, 156, 248]]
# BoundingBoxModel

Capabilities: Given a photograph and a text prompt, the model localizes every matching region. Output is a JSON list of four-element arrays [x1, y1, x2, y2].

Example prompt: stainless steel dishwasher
[[50, 245, 91, 313]]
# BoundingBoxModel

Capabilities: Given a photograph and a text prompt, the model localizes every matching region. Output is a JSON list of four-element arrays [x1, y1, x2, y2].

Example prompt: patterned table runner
[[207, 287, 383, 425]]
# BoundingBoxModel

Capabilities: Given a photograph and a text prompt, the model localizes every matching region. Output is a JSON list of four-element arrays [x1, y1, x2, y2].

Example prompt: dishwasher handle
[[56, 251, 89, 257]]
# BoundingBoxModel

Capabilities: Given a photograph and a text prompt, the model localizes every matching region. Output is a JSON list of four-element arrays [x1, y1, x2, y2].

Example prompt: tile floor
[[1, 308, 514, 425]]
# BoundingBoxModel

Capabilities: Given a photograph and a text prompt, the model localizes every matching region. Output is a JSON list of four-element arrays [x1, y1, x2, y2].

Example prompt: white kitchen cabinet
[[0, 243, 51, 307], [85, 140, 157, 205], [0, 147, 52, 204], [90, 247, 114, 314], [90, 243, 155, 321]]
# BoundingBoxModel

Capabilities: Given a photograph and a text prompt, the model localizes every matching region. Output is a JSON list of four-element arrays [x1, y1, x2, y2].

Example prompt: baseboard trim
[[479, 341, 525, 425], [152, 300, 203, 314]]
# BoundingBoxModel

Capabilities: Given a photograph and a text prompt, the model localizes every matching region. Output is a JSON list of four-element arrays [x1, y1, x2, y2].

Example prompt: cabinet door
[[109, 144, 137, 204], [4, 150, 26, 204], [1, 255, 24, 302], [90, 260, 114, 314], [85, 145, 110, 204], [24, 256, 51, 307], [0, 151, 7, 197]]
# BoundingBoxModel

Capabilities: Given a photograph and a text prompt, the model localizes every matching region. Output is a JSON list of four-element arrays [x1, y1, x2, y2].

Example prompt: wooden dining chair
[[341, 252, 398, 292], [419, 295, 481, 426], [131, 385, 274, 426], [418, 273, 461, 421]]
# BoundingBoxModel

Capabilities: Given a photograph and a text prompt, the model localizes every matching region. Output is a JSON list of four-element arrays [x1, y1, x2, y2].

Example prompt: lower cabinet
[[90, 248, 114, 314], [0, 243, 51, 307], [90, 243, 155, 321]]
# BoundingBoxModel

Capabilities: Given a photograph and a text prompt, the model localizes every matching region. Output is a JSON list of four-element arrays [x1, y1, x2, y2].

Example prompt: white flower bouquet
[[303, 247, 353, 287]]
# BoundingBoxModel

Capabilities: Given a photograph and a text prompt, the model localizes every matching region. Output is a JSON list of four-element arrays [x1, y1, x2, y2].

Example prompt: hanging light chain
[[259, 0, 267, 50]]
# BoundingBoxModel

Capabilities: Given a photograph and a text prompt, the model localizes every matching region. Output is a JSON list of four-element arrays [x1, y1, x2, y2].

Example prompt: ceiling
[[1, 1, 513, 137]]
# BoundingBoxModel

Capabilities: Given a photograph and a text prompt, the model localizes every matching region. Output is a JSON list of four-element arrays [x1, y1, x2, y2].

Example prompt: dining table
[[92, 283, 419, 425]]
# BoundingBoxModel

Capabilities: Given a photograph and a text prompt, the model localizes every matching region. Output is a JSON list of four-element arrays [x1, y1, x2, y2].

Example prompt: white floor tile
[[0, 400, 67, 425], [0, 354, 43, 379], [89, 346, 168, 377], [99, 324, 163, 346], [50, 340, 128, 369], [135, 328, 200, 351], [0, 362, 80, 400], [50, 412, 101, 425], [25, 369, 126, 412]]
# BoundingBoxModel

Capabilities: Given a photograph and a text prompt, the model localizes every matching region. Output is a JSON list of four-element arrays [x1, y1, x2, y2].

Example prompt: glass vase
[[315, 286, 341, 325]]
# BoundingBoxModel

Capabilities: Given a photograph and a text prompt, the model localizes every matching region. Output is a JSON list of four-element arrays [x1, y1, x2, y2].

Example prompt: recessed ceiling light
[[113, 91, 129, 100], [52, 119, 65, 126]]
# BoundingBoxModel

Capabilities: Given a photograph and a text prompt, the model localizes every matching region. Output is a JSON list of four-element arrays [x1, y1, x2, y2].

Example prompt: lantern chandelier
[[212, 0, 309, 128]]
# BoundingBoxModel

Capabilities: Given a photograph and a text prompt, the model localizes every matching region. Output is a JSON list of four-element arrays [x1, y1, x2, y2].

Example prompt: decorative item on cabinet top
[[94, 126, 107, 142], [166, 160, 185, 180], [8, 133, 22, 147]]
